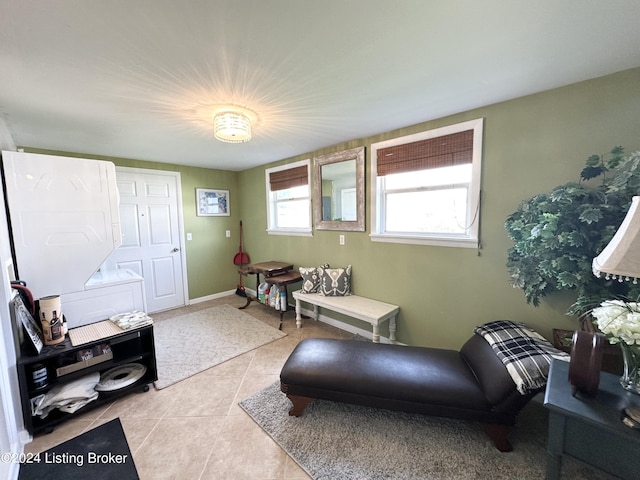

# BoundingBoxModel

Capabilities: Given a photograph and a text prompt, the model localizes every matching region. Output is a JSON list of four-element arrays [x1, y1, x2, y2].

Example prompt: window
[[265, 160, 312, 235], [370, 118, 483, 248]]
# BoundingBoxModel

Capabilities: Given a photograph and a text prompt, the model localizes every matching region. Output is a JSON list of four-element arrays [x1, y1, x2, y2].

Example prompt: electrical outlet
[[226, 230, 231, 238], [186, 233, 192, 241], [339, 234, 345, 245]]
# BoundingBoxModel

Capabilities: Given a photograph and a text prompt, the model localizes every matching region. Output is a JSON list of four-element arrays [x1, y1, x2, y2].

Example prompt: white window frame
[[370, 118, 483, 248], [265, 159, 313, 236]]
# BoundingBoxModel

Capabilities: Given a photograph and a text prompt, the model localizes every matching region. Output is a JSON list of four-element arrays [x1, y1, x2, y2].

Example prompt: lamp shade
[[593, 196, 640, 283], [213, 111, 251, 143]]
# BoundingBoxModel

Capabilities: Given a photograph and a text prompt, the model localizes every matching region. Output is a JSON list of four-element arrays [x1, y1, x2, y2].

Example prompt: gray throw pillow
[[299, 264, 330, 293], [319, 265, 352, 296]]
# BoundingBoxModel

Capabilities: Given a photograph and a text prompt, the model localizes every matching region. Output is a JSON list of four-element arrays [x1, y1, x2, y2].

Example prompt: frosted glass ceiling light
[[213, 111, 252, 143]]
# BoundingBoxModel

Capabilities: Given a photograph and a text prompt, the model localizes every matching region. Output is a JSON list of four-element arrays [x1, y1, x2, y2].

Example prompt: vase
[[619, 342, 640, 394]]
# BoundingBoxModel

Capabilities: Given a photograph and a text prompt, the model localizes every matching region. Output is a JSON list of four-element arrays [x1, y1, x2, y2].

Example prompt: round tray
[[95, 363, 147, 392]]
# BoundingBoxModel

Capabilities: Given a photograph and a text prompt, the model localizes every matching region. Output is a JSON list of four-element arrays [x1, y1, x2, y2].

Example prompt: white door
[[104, 168, 187, 313]]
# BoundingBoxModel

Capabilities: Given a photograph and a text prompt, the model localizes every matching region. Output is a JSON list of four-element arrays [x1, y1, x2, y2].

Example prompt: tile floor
[[23, 294, 352, 479]]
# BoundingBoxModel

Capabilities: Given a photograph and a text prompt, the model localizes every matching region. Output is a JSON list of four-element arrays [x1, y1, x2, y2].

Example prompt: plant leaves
[[580, 165, 605, 180], [578, 207, 603, 224], [504, 147, 640, 313]]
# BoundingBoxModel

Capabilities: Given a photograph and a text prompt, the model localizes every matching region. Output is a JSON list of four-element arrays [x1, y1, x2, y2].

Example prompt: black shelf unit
[[16, 324, 157, 435]]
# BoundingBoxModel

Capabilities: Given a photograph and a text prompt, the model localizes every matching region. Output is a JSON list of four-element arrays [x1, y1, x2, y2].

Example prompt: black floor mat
[[18, 418, 138, 480]]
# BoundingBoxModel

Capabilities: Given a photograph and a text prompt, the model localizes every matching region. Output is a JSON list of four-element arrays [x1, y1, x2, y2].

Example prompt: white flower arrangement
[[591, 300, 640, 346]]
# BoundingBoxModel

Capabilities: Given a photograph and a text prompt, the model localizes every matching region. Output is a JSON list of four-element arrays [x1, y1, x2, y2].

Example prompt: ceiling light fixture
[[213, 111, 252, 143]]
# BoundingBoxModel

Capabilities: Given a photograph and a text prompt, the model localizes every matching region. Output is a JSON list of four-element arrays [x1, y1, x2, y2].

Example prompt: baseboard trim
[[190, 290, 237, 304]]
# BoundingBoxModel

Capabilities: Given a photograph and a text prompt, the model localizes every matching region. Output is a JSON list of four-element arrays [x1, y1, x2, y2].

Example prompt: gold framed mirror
[[313, 146, 365, 231]]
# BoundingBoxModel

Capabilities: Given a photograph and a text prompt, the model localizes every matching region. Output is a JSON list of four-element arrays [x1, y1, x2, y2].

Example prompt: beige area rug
[[153, 304, 286, 389], [240, 382, 614, 480]]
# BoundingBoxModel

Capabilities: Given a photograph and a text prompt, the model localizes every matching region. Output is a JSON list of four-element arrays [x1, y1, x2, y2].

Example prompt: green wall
[[25, 67, 640, 349], [237, 67, 640, 349]]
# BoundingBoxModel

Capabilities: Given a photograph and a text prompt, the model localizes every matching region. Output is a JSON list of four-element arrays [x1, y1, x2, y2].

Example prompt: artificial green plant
[[505, 147, 640, 317]]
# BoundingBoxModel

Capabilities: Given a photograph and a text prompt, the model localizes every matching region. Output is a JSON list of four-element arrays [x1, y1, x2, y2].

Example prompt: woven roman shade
[[377, 129, 474, 177], [269, 165, 308, 192]]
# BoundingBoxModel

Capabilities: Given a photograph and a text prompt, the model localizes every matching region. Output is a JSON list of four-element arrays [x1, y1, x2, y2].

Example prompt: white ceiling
[[1, 1, 640, 171]]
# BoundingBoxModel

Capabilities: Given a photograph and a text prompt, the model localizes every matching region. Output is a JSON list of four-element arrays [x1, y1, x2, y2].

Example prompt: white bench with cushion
[[291, 290, 399, 343]]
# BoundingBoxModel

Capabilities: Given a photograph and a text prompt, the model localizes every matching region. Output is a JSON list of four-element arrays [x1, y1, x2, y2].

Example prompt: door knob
[[172, 247, 179, 253]]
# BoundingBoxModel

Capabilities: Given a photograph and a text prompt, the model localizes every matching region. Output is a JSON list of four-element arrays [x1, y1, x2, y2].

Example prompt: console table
[[544, 359, 640, 479], [238, 261, 302, 329]]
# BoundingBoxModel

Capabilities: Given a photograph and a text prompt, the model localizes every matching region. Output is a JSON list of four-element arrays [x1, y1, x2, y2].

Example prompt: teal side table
[[544, 359, 640, 479]]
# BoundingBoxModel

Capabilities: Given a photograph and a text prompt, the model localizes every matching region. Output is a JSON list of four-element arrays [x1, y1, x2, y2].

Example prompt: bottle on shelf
[[31, 363, 48, 390], [280, 290, 287, 311], [40, 312, 51, 344], [50, 310, 63, 343], [271, 285, 279, 309]]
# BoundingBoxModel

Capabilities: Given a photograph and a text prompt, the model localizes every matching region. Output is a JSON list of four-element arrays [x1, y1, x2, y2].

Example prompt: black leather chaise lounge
[[280, 322, 562, 452]]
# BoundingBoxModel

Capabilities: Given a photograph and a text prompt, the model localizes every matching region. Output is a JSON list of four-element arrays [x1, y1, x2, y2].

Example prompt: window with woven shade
[[269, 164, 308, 192], [376, 129, 473, 177], [370, 118, 483, 248], [265, 160, 312, 234]]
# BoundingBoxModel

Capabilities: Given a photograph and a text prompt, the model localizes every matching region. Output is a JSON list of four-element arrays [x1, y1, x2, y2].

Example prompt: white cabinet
[[62, 269, 146, 329]]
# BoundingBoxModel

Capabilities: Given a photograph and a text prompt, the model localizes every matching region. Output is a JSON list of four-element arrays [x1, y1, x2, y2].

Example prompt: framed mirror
[[313, 146, 365, 231]]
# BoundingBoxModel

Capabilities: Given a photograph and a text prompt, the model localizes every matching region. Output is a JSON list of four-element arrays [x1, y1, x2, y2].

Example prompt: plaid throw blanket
[[474, 320, 569, 395]]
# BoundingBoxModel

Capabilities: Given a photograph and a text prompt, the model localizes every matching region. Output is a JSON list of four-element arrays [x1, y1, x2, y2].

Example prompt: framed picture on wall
[[196, 188, 230, 216]]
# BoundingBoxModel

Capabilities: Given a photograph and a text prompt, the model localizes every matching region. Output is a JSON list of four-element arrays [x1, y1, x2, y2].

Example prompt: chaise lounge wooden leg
[[482, 423, 513, 452], [286, 394, 315, 416]]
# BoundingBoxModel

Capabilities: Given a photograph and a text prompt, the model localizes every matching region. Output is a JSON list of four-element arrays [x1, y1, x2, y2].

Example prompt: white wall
[[0, 121, 23, 480], [0, 211, 25, 480], [0, 115, 16, 152]]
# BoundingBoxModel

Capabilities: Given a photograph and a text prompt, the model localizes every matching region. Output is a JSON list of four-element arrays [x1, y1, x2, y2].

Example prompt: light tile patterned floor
[[24, 295, 351, 479]]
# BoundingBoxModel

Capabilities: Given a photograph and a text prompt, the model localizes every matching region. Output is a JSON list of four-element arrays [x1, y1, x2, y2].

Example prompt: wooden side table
[[544, 359, 640, 479], [238, 261, 302, 329]]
